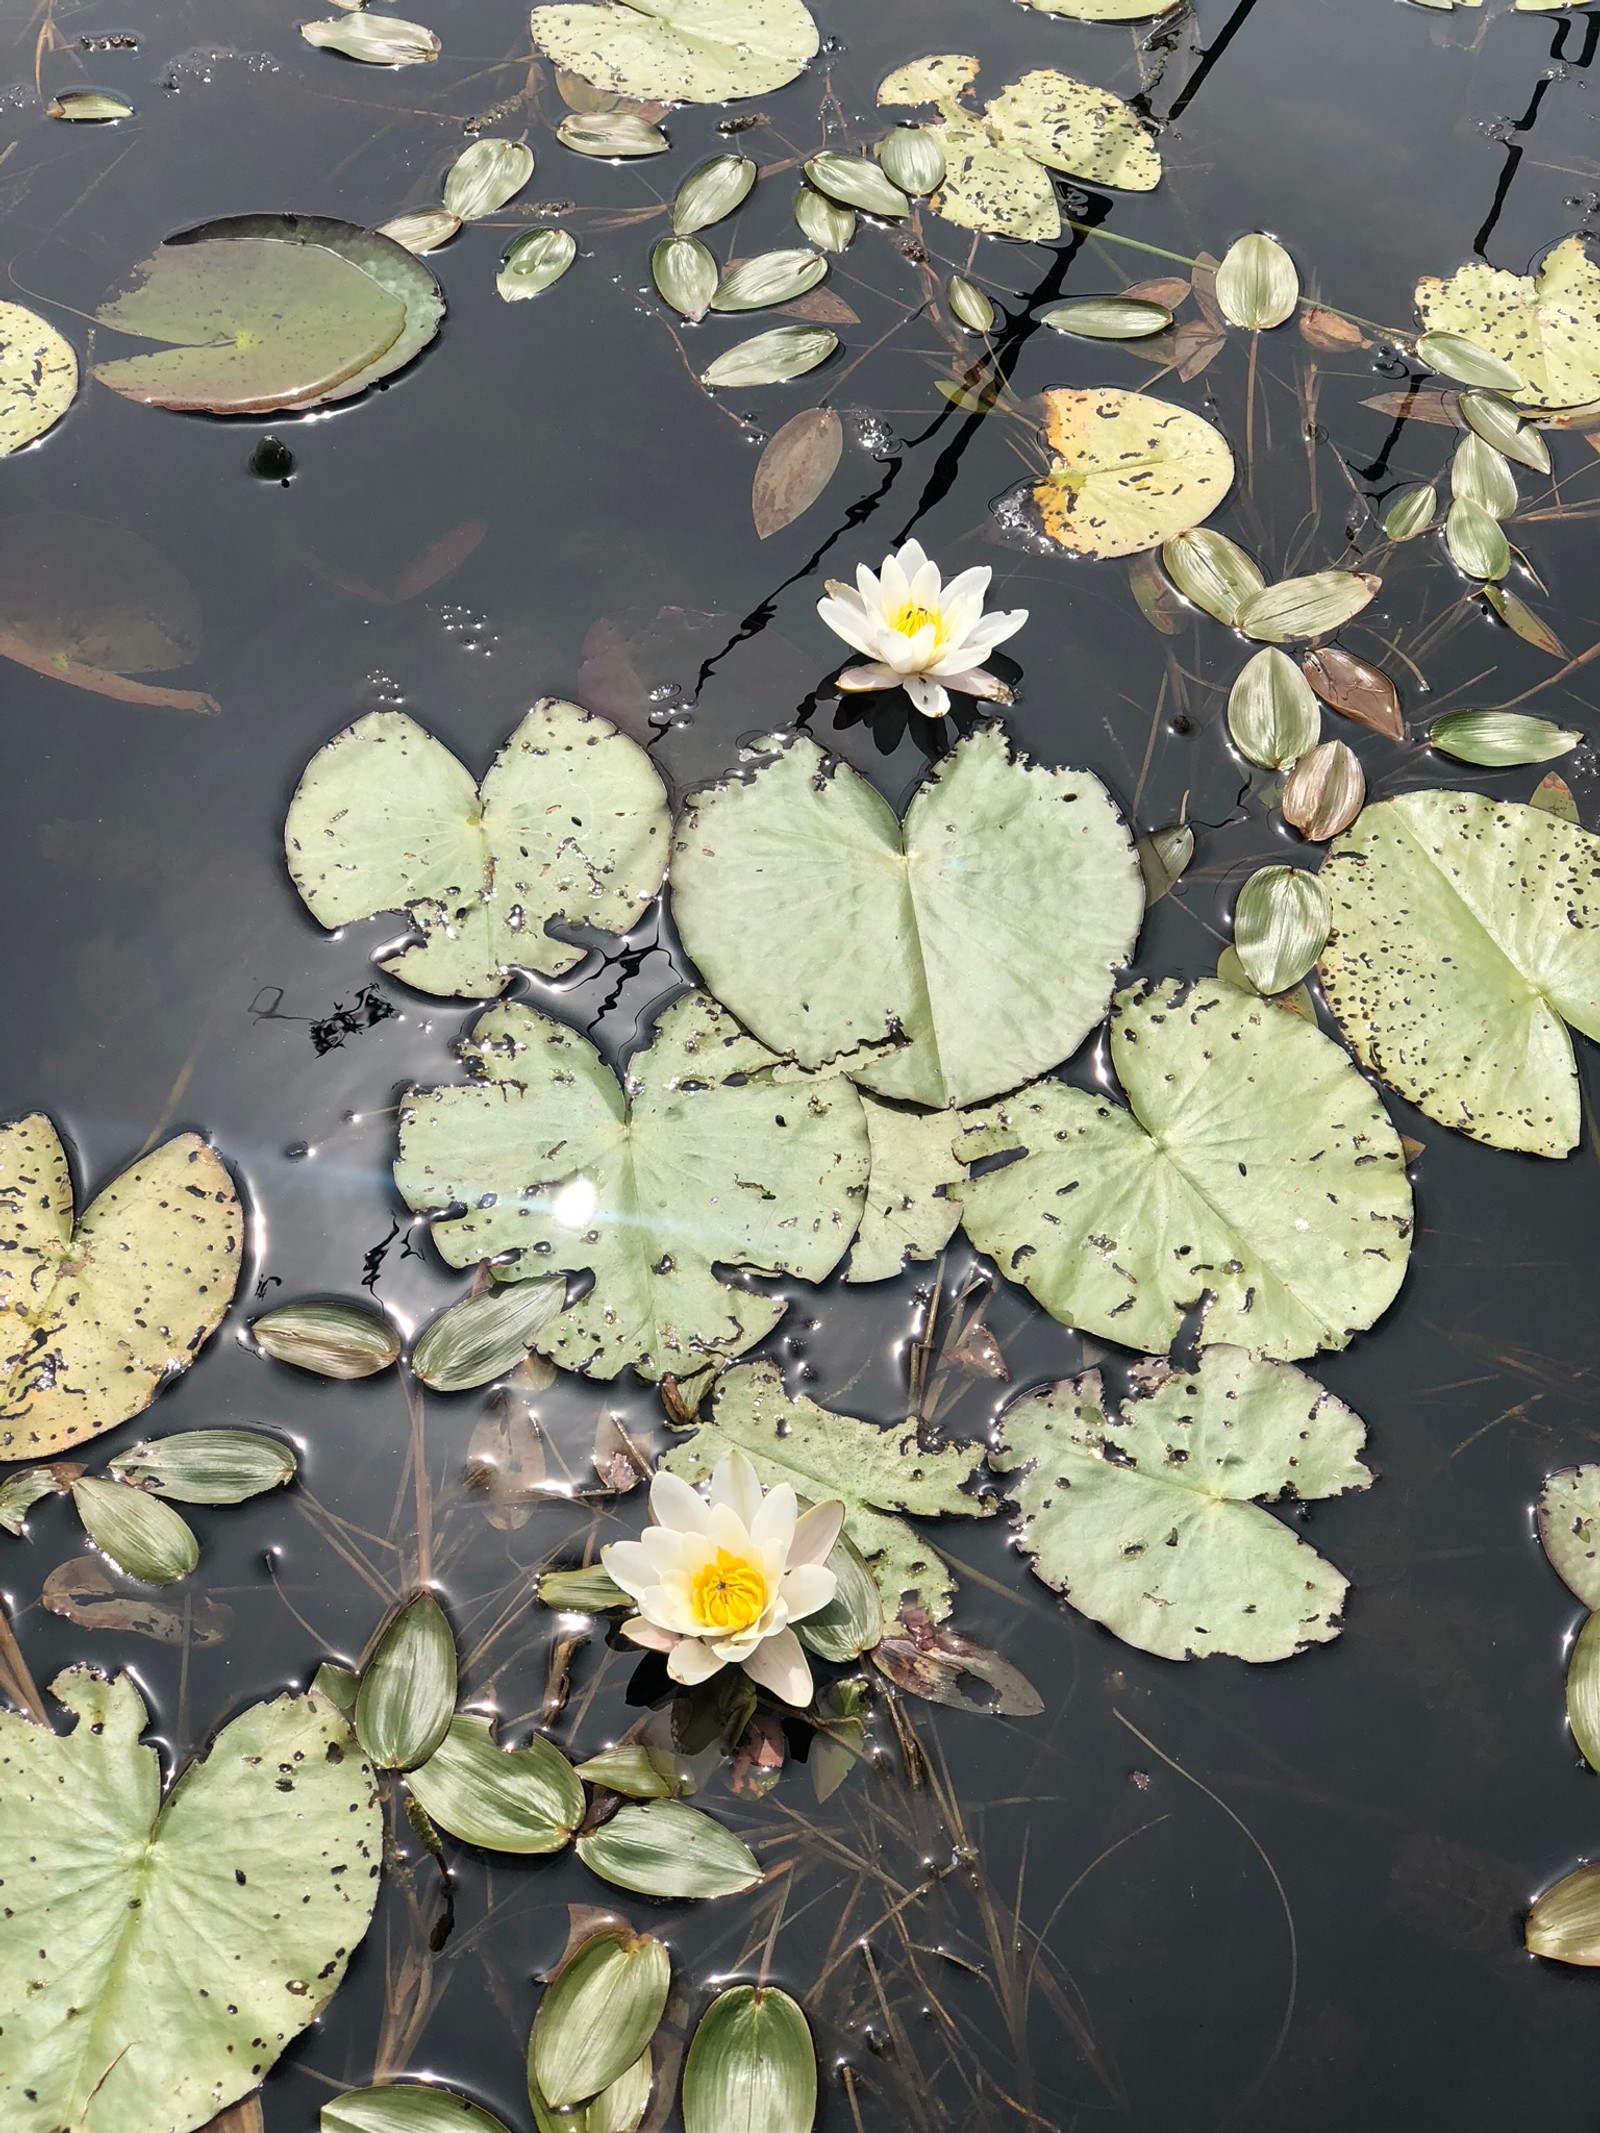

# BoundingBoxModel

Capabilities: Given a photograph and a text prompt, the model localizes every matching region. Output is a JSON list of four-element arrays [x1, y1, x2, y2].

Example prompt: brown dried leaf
[[777, 288, 859, 325], [1299, 306, 1369, 351], [751, 406, 843, 539], [393, 519, 489, 601], [1302, 646, 1404, 739], [1127, 548, 1184, 634], [1361, 389, 1464, 428], [465, 1393, 547, 1530], [1189, 251, 1224, 330], [1400, 1135, 1426, 1166], [1173, 318, 1226, 381], [1122, 275, 1190, 308], [41, 1555, 233, 1644], [1282, 738, 1365, 841], [1531, 770, 1580, 823], [730, 1710, 786, 1798], [872, 1613, 1042, 1716], [948, 1319, 1008, 1379], [593, 1410, 651, 1493]]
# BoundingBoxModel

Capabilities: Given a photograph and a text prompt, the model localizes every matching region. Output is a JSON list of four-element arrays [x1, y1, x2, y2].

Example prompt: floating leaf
[[1485, 582, 1566, 657], [0, 1116, 241, 1460], [573, 1745, 692, 1797], [1042, 296, 1172, 340], [286, 702, 669, 999], [1019, 0, 1174, 14], [947, 274, 994, 332], [681, 1986, 816, 2133], [1445, 495, 1510, 580], [0, 1671, 380, 2132], [712, 249, 827, 312], [1238, 570, 1380, 643], [48, 89, 134, 120], [674, 154, 757, 234], [984, 69, 1161, 192], [444, 138, 534, 218], [575, 1800, 762, 1898], [1233, 865, 1330, 995], [1318, 791, 1600, 1155], [1215, 233, 1299, 330], [1302, 645, 1403, 738], [1537, 1467, 1600, 1603], [1033, 389, 1235, 559], [412, 1280, 567, 1393], [540, 1564, 631, 1610], [1568, 1611, 1600, 1772], [0, 1463, 71, 1533], [1429, 710, 1580, 766], [664, 1360, 989, 1620], [108, 1430, 296, 1503], [1228, 646, 1320, 768], [670, 726, 1142, 1108], [993, 1348, 1369, 1662], [1461, 389, 1552, 470], [1282, 739, 1365, 840], [877, 125, 944, 196], [381, 209, 462, 255], [356, 1591, 458, 1772], [1527, 1865, 1600, 1964], [803, 152, 909, 219], [1415, 329, 1524, 391], [871, 1621, 1043, 1716], [700, 324, 836, 388], [1416, 239, 1600, 409], [394, 991, 869, 1382], [652, 235, 717, 320], [1533, 770, 1580, 822], [1451, 432, 1518, 519], [500, 228, 577, 299], [843, 1099, 966, 1284], [301, 14, 441, 61], [43, 1554, 232, 1645], [1136, 821, 1195, 903], [529, 0, 819, 103], [916, 113, 1058, 241], [1164, 528, 1264, 625], [407, 1713, 583, 1852], [956, 977, 1412, 1359], [71, 1476, 199, 1585], [312, 1664, 360, 1718], [1300, 305, 1368, 350], [793, 186, 854, 250], [252, 1298, 399, 1379], [751, 406, 842, 537], [324, 2087, 512, 2133], [1384, 484, 1437, 541], [532, 1929, 670, 2110], [557, 111, 670, 156], [796, 1534, 885, 1661]]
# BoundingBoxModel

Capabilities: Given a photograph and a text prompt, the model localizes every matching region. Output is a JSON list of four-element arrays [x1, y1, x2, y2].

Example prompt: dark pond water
[[6, 0, 1600, 2126]]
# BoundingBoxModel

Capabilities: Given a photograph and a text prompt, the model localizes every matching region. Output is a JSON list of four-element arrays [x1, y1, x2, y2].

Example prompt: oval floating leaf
[[1163, 528, 1264, 625], [108, 1429, 296, 1504], [1569, 1611, 1600, 1772], [1215, 233, 1299, 330], [652, 234, 717, 321], [1416, 329, 1524, 391], [444, 138, 534, 219], [1233, 865, 1330, 995], [1034, 390, 1235, 559], [531, 1929, 671, 2109], [876, 125, 945, 196], [301, 14, 441, 62], [1461, 388, 1552, 471], [794, 1533, 885, 1661], [711, 249, 827, 312], [674, 154, 757, 234], [1136, 821, 1195, 904], [1227, 645, 1319, 768], [793, 186, 854, 251], [381, 208, 462, 255], [1282, 738, 1365, 840], [48, 89, 133, 121], [1384, 483, 1437, 541], [1239, 570, 1379, 643], [529, 0, 819, 103], [1486, 582, 1566, 656], [1042, 296, 1172, 340], [72, 1476, 199, 1585], [557, 111, 670, 157], [682, 1986, 816, 2133], [751, 406, 842, 537], [803, 152, 910, 219], [1302, 645, 1403, 738], [253, 1298, 399, 1379], [573, 1745, 692, 1798], [1539, 1467, 1600, 1603], [500, 228, 577, 299], [1429, 710, 1580, 766], [356, 1591, 458, 1771], [1445, 495, 1510, 580], [575, 1799, 762, 1898], [1527, 1865, 1600, 1964], [407, 1712, 583, 1852], [701, 324, 836, 388], [539, 1564, 630, 1611], [412, 1278, 568, 1392], [948, 274, 994, 333], [325, 2087, 512, 2133], [1451, 432, 1518, 519]]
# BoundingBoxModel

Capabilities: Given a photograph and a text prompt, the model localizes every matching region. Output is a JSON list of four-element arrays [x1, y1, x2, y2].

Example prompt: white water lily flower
[[602, 1449, 844, 1708], [816, 537, 1028, 718]]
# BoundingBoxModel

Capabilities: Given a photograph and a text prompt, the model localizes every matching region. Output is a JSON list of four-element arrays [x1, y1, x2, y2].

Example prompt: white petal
[[706, 1500, 758, 1554], [885, 622, 939, 675], [789, 1499, 845, 1567], [667, 1638, 727, 1685], [740, 1627, 813, 1707], [779, 1561, 838, 1622], [960, 606, 1029, 653], [942, 666, 1013, 704], [895, 538, 929, 582], [836, 662, 901, 693], [908, 556, 942, 613], [879, 549, 911, 612], [939, 565, 991, 610], [601, 1540, 654, 1598], [639, 1581, 709, 1637], [904, 673, 950, 717], [818, 596, 883, 661], [709, 1447, 764, 1528], [621, 1617, 677, 1653], [855, 560, 886, 614], [751, 1482, 798, 1555], [648, 1468, 711, 1534], [635, 1525, 695, 1574]]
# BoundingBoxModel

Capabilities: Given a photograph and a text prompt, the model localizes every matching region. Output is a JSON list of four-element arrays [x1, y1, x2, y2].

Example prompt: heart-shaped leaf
[[984, 70, 1161, 192], [1033, 389, 1234, 558], [670, 726, 1143, 1108], [285, 702, 669, 999], [1538, 1466, 1600, 1603], [845, 1097, 965, 1283], [0, 302, 77, 454], [529, 0, 819, 104]]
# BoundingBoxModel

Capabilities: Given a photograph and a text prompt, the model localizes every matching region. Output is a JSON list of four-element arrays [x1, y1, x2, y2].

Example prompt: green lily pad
[[1415, 237, 1600, 411], [670, 726, 1143, 1109], [94, 236, 407, 414], [0, 1115, 242, 1460], [1031, 388, 1235, 558], [993, 1347, 1370, 1661], [1537, 1465, 1600, 1606], [529, 0, 820, 104], [0, 302, 77, 454], [663, 1360, 991, 1619], [955, 977, 1413, 1360], [394, 991, 869, 1382], [846, 1097, 966, 1282], [0, 1670, 380, 2133], [1317, 791, 1600, 1156], [285, 702, 670, 1000], [1020, 0, 1174, 12]]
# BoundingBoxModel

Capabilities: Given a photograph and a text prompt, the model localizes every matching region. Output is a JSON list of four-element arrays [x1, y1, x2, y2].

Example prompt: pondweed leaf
[[956, 977, 1413, 1359], [48, 89, 133, 119], [324, 2087, 512, 2132], [538, 1564, 631, 1611], [0, 1464, 72, 1533], [443, 139, 534, 219], [1445, 495, 1510, 580], [1485, 582, 1565, 656], [871, 1621, 1042, 1715], [652, 234, 717, 320], [356, 1591, 457, 1772], [1164, 528, 1264, 624], [1384, 483, 1437, 541], [1043, 296, 1172, 340], [1567, 1612, 1600, 1772], [252, 1298, 399, 1379], [673, 153, 756, 233], [1215, 232, 1299, 329], [407, 1713, 583, 1852], [1428, 711, 1580, 766], [803, 151, 909, 219], [1460, 388, 1552, 470], [711, 248, 827, 312], [994, 1348, 1370, 1662], [499, 229, 577, 300], [0, 1670, 380, 2133], [1228, 646, 1320, 768], [793, 186, 854, 250], [71, 1475, 199, 1585], [0, 1115, 241, 1460], [531, 1929, 670, 2110], [1282, 739, 1365, 840], [1302, 645, 1404, 738], [1032, 390, 1234, 558], [1536, 1466, 1600, 1604], [1527, 1865, 1600, 1965], [381, 208, 461, 255], [877, 124, 945, 195], [412, 1280, 568, 1392], [700, 324, 835, 388], [947, 274, 995, 332], [670, 726, 1142, 1108], [664, 1360, 989, 1620], [796, 1533, 885, 1661], [1318, 791, 1600, 1155], [42, 1554, 231, 1645], [681, 1986, 816, 2133], [573, 1745, 693, 1797], [1238, 570, 1380, 642], [1232, 864, 1331, 995], [1416, 329, 1524, 391], [557, 111, 670, 156], [751, 405, 842, 536], [1417, 238, 1600, 409], [301, 13, 441, 61], [574, 1800, 761, 1898], [108, 1429, 296, 1504], [1451, 432, 1518, 519], [1135, 821, 1195, 903], [529, 0, 820, 103]]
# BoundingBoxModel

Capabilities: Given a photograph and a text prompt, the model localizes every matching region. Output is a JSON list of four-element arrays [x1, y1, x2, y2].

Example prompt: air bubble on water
[[991, 482, 1055, 556], [848, 409, 900, 457], [284, 1142, 311, 1161]]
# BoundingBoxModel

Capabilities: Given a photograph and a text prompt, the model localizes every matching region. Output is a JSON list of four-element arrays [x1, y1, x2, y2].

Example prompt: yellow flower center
[[689, 1548, 769, 1634], [890, 599, 944, 645]]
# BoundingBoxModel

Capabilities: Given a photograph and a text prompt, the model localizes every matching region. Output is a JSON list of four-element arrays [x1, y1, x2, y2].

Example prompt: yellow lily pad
[[1032, 387, 1235, 559], [0, 301, 77, 455], [1414, 236, 1600, 411]]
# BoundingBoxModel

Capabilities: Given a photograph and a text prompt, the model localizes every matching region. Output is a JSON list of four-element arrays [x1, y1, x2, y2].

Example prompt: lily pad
[[663, 1360, 991, 1619], [846, 1098, 966, 1282], [1415, 237, 1600, 410], [285, 702, 669, 1000], [0, 302, 77, 454], [0, 1115, 242, 1460], [1538, 1466, 1600, 1606], [94, 237, 407, 414], [1317, 791, 1600, 1156], [0, 1670, 380, 2133], [993, 1348, 1370, 1661], [670, 726, 1143, 1109], [528, 0, 820, 104], [985, 71, 1161, 192], [1031, 388, 1235, 559], [955, 977, 1413, 1360], [1020, 0, 1173, 12], [394, 991, 869, 1383]]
